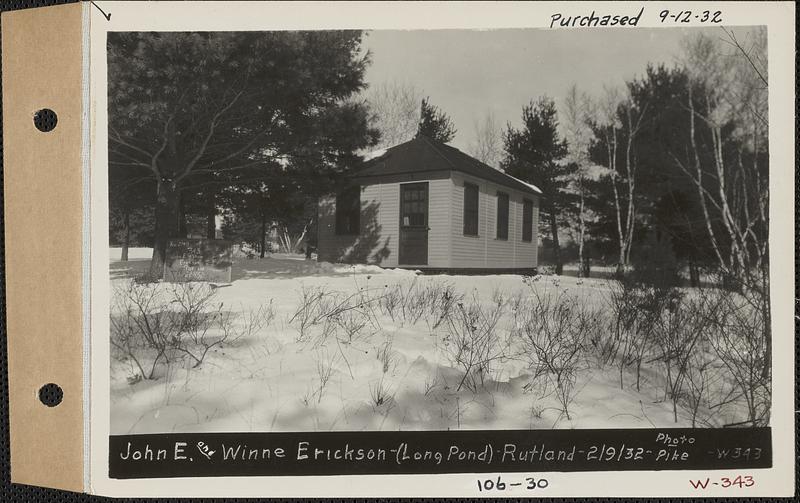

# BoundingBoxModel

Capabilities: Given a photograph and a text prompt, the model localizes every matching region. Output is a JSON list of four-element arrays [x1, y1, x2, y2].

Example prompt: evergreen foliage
[[416, 97, 457, 143]]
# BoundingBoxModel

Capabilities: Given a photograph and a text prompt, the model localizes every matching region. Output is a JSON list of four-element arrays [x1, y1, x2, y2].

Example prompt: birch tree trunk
[[606, 127, 625, 278], [577, 182, 589, 277], [548, 203, 563, 275]]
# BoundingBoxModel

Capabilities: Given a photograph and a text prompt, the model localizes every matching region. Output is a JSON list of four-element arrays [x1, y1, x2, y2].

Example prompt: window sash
[[401, 184, 427, 228], [496, 192, 509, 240], [463, 183, 479, 236], [522, 198, 533, 242], [335, 186, 360, 235]]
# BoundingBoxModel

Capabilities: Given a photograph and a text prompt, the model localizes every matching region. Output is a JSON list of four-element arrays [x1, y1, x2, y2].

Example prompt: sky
[[360, 26, 727, 153]]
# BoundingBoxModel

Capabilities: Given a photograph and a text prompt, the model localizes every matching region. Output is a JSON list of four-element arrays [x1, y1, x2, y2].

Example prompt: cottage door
[[398, 182, 429, 265]]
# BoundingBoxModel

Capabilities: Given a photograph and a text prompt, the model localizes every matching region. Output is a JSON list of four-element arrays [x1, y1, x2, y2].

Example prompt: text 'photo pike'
[[108, 26, 771, 437]]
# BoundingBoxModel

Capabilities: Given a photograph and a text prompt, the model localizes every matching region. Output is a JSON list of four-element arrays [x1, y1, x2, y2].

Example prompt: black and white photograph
[[106, 24, 772, 437]]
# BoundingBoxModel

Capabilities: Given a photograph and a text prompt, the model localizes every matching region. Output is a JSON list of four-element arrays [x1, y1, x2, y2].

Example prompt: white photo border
[[88, 1, 796, 497]]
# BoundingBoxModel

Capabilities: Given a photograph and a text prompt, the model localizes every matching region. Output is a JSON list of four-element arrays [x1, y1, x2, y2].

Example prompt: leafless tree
[[364, 80, 423, 149], [620, 95, 648, 271], [675, 28, 770, 376], [562, 84, 594, 276], [677, 29, 768, 278], [468, 110, 502, 169], [595, 86, 628, 276]]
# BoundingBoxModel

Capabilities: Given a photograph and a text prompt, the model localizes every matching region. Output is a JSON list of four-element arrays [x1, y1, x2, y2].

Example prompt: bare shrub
[[441, 294, 509, 392], [314, 350, 336, 404], [702, 287, 771, 426], [604, 277, 680, 390], [290, 284, 384, 348], [601, 279, 636, 366], [378, 283, 402, 321], [288, 285, 330, 342], [396, 278, 428, 325], [529, 403, 545, 421], [378, 281, 412, 323], [165, 281, 220, 367], [423, 281, 463, 330], [375, 339, 397, 374], [111, 279, 275, 378], [214, 299, 274, 344], [369, 376, 395, 408], [331, 287, 383, 345], [423, 372, 441, 397], [682, 342, 727, 427], [379, 279, 459, 327], [170, 283, 274, 368], [240, 299, 276, 339], [110, 280, 182, 380], [650, 295, 711, 423], [301, 349, 337, 406], [515, 286, 592, 421], [330, 307, 372, 343]]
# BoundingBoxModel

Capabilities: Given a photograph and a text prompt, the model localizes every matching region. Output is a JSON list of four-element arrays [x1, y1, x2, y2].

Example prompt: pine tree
[[416, 97, 457, 143], [108, 31, 378, 278], [502, 97, 572, 275]]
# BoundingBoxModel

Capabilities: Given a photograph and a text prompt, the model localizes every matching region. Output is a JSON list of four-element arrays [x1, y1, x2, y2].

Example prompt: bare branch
[[109, 126, 155, 162], [179, 89, 246, 180], [720, 26, 768, 88]]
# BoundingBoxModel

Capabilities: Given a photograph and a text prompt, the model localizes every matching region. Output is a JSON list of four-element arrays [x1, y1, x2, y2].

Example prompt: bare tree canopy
[[468, 110, 502, 169], [364, 80, 423, 149]]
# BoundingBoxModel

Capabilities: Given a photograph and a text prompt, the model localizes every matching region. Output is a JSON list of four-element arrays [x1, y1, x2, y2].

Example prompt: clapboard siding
[[449, 172, 538, 269], [374, 183, 399, 267], [531, 203, 540, 266], [316, 195, 349, 263], [317, 184, 398, 266], [423, 178, 451, 268], [449, 174, 484, 267]]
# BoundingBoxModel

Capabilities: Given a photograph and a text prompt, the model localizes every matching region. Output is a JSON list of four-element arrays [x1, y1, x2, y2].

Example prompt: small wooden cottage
[[317, 136, 541, 273]]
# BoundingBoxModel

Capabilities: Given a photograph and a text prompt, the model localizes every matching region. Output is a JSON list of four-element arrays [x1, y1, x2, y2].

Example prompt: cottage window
[[401, 183, 427, 227], [496, 192, 509, 240], [522, 198, 533, 242], [335, 186, 360, 235], [463, 183, 479, 236]]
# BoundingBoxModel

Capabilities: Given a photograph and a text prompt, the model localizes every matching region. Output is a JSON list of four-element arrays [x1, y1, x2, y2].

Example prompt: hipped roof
[[355, 136, 542, 195]]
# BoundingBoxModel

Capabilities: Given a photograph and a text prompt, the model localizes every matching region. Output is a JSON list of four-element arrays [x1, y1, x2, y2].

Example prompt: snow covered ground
[[109, 248, 747, 434]]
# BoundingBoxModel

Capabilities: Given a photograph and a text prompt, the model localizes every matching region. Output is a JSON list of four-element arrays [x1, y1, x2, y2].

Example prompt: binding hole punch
[[33, 108, 58, 132], [38, 383, 63, 407]]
